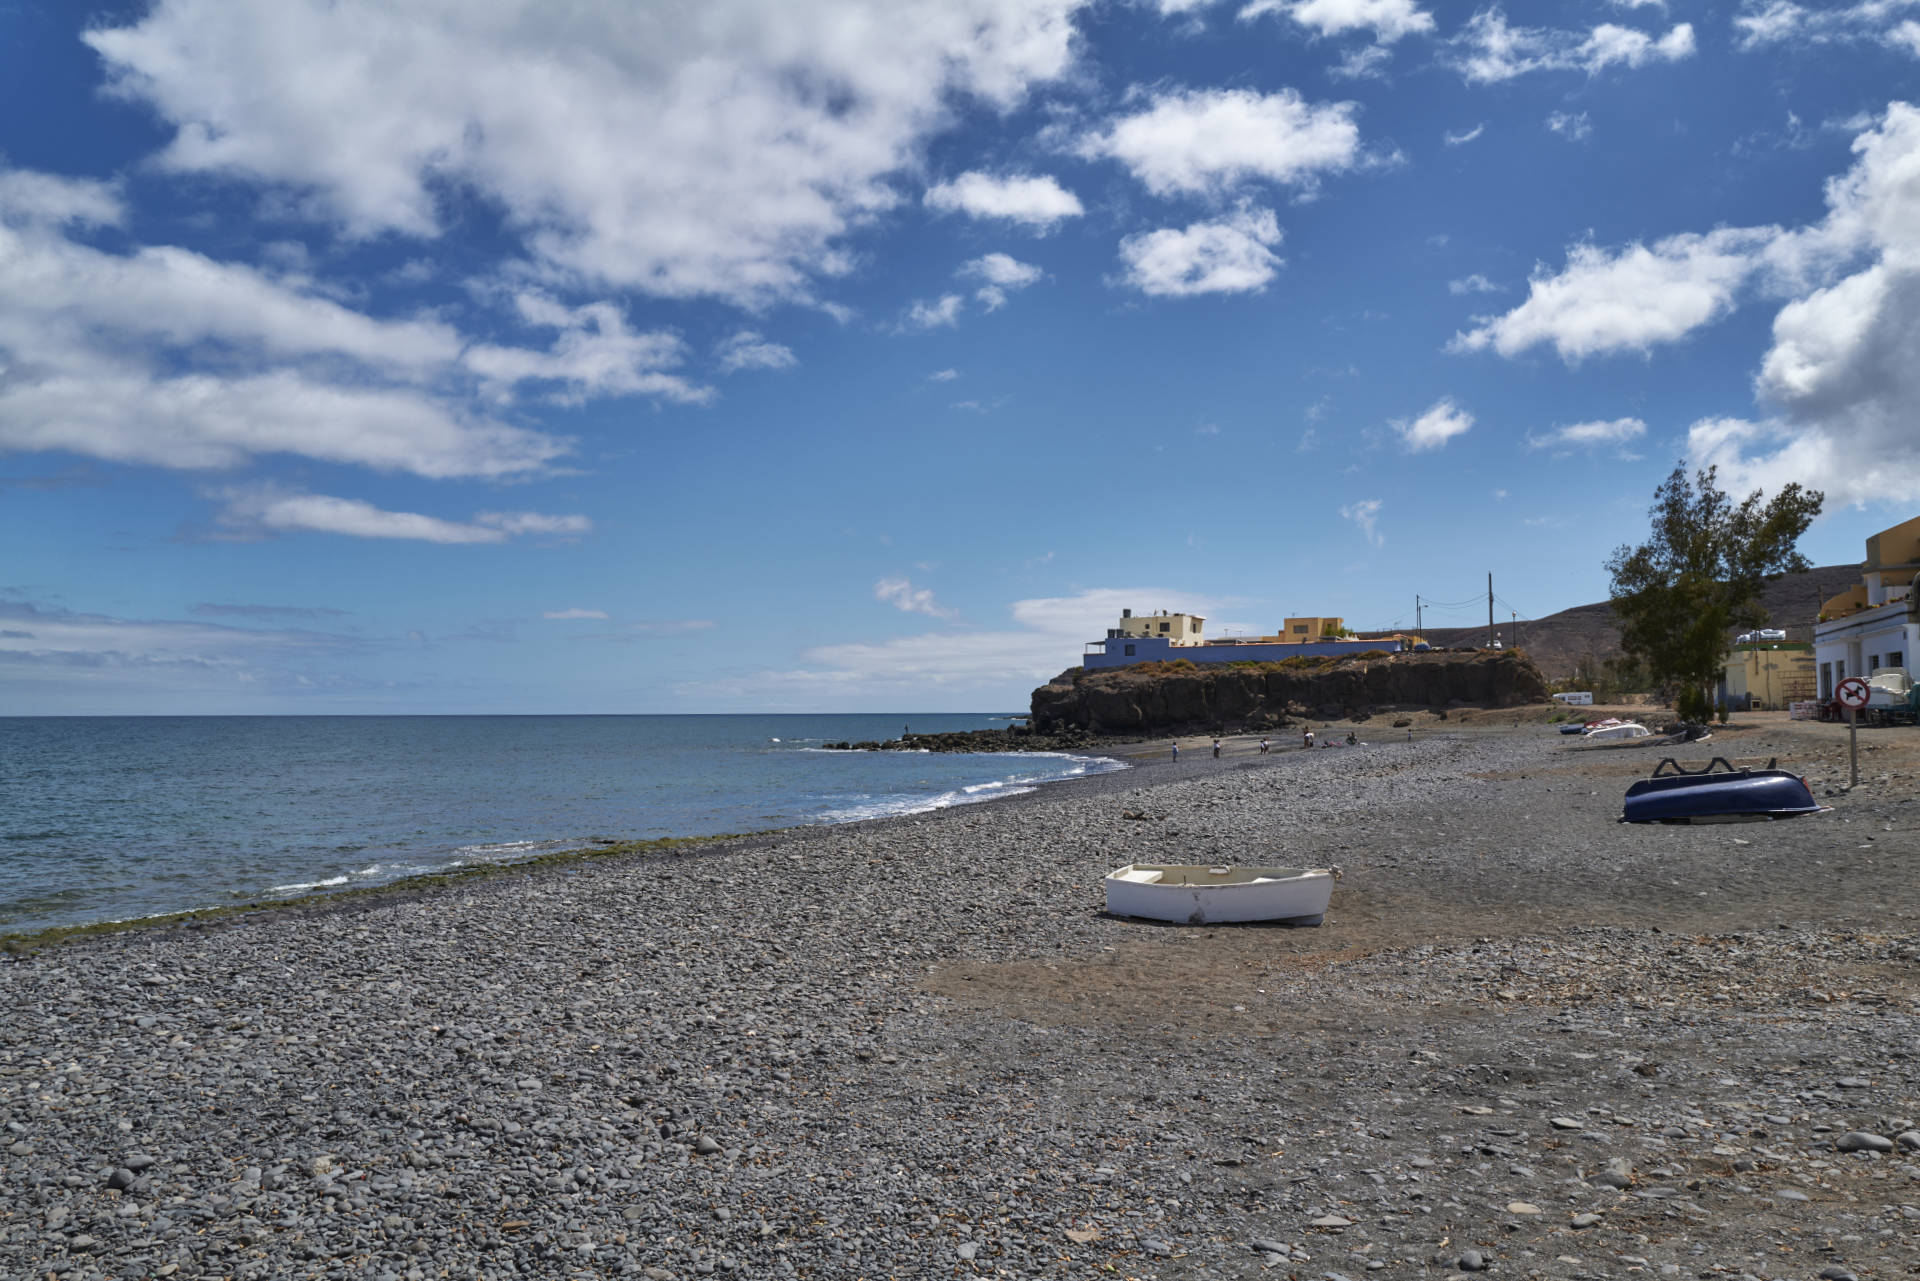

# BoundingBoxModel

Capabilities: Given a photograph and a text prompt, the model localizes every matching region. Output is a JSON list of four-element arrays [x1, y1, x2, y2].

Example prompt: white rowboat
[[1104, 863, 1334, 925], [1582, 721, 1651, 740]]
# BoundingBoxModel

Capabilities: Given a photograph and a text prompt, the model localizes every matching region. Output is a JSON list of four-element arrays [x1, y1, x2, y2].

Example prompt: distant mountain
[[1407, 564, 1863, 680]]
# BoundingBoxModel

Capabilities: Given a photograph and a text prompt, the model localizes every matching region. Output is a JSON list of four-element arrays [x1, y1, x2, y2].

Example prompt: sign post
[[1836, 677, 1872, 787]]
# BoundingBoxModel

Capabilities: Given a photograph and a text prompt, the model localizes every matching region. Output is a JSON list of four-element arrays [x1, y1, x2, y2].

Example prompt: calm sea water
[[0, 714, 1124, 935]]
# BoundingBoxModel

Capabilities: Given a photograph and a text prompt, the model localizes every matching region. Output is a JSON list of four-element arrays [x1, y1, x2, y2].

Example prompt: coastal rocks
[[1030, 649, 1550, 734], [1834, 1131, 1893, 1153]]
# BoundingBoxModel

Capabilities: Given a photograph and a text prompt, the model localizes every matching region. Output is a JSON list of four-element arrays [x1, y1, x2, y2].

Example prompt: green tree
[[1605, 464, 1823, 722]]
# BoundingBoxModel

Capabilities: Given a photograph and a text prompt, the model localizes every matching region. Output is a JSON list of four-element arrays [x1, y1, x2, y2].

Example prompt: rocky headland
[[1031, 647, 1551, 735]]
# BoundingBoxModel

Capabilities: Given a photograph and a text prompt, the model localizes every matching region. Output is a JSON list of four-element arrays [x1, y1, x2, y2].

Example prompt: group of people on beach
[[1176, 728, 1371, 759]]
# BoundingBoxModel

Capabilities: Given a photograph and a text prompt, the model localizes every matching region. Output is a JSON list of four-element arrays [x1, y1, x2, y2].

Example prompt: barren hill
[[1409, 564, 1862, 680]]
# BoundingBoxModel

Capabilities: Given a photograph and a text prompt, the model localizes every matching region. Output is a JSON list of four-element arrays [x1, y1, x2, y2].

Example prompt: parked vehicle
[[1866, 667, 1917, 726]]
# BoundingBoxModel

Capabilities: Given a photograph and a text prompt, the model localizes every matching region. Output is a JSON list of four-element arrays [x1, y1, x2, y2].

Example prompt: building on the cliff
[[1813, 514, 1920, 700], [1084, 609, 1402, 671], [1717, 642, 1815, 711], [1107, 609, 1207, 644]]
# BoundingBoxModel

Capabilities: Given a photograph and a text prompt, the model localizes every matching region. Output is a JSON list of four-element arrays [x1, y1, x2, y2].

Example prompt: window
[[1870, 654, 1881, 673], [1158, 622, 1169, 632], [1820, 662, 1832, 699], [1123, 644, 1135, 656], [1891, 650, 1904, 669], [1293, 624, 1307, 634]]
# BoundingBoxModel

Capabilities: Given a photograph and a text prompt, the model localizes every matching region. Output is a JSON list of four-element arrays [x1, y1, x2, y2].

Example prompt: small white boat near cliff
[[1105, 863, 1334, 925], [1582, 720, 1651, 741]]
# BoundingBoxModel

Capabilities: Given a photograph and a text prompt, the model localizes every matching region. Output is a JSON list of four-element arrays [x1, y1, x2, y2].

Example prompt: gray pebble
[[1835, 1132, 1892, 1153], [1459, 1249, 1488, 1271]]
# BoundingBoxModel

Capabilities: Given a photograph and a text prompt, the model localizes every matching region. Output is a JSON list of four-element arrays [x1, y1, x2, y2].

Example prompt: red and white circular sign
[[1836, 676, 1872, 709]]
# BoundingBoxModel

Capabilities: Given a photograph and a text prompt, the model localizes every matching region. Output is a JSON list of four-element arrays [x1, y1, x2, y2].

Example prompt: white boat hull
[[1582, 722, 1650, 740], [1104, 864, 1334, 925]]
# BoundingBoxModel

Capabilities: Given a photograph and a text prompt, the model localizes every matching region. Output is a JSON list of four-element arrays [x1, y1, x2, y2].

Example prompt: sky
[[3, 0, 1918, 715]]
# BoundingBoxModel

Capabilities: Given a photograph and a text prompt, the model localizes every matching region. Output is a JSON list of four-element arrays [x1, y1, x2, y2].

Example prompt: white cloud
[[212, 486, 501, 543], [1449, 273, 1498, 294], [543, 608, 610, 620], [463, 293, 710, 404], [1446, 9, 1694, 83], [1085, 87, 1365, 197], [1117, 205, 1284, 297], [1393, 397, 1473, 451], [1448, 227, 1779, 361], [928, 368, 959, 381], [714, 330, 798, 374], [874, 576, 956, 618], [1444, 123, 1486, 146], [903, 294, 967, 330], [1238, 0, 1435, 43], [1527, 417, 1647, 449], [1734, 0, 1920, 53], [0, 168, 724, 480], [1340, 497, 1384, 545], [1329, 45, 1394, 79], [86, 0, 1090, 308], [960, 252, 1043, 310], [924, 171, 1085, 231], [1547, 111, 1592, 141], [473, 510, 594, 538]]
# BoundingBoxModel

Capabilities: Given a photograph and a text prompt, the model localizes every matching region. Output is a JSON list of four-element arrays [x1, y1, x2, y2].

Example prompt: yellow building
[[1719, 643, 1816, 710], [1281, 617, 1345, 642], [1814, 513, 1920, 699], [1110, 609, 1206, 645]]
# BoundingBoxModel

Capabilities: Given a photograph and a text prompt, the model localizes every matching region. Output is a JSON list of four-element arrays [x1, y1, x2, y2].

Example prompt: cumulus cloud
[[1449, 273, 1498, 294], [86, 0, 1089, 307], [1448, 227, 1780, 361], [959, 252, 1044, 310], [1527, 417, 1647, 449], [902, 294, 967, 330], [874, 576, 956, 618], [1085, 87, 1365, 197], [924, 172, 1085, 230], [1393, 398, 1473, 451], [0, 168, 718, 479], [1446, 9, 1694, 83], [543, 608, 610, 620], [1117, 205, 1284, 296], [1238, 0, 1435, 43], [1340, 497, 1384, 545], [713, 330, 798, 374], [211, 485, 590, 543]]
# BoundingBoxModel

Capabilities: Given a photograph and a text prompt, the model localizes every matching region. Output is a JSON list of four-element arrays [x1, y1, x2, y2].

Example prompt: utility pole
[[1512, 610, 1518, 649], [1488, 573, 1495, 649], [1415, 595, 1422, 633]]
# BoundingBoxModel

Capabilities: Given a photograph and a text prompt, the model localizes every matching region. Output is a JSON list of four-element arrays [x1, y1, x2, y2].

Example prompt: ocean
[[0, 714, 1125, 936]]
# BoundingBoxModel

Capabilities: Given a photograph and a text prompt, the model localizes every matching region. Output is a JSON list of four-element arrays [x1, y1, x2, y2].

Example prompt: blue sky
[[3, 0, 1918, 714]]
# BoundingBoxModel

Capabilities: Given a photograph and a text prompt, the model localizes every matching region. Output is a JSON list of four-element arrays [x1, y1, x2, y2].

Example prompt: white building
[[1813, 514, 1920, 700]]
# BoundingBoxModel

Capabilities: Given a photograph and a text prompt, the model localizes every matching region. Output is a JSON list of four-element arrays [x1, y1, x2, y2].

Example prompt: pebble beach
[[4, 717, 1918, 1281]]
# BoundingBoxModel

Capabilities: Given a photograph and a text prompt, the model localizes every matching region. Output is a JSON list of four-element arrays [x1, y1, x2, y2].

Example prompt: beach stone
[[1818, 1269, 1857, 1281], [1591, 1157, 1634, 1189], [955, 1242, 978, 1260], [1549, 1117, 1582, 1131], [693, 1136, 723, 1156], [1570, 1213, 1601, 1229], [1835, 1077, 1871, 1089], [1249, 1238, 1291, 1256], [1777, 1189, 1811, 1202], [1459, 1249, 1488, 1271], [1893, 1131, 1920, 1151], [1835, 1132, 1892, 1153], [105, 1167, 135, 1190], [1310, 1215, 1353, 1228], [1504, 1202, 1542, 1216]]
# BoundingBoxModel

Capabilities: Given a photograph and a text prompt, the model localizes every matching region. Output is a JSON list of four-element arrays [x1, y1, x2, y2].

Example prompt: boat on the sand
[[1583, 720, 1651, 740], [1104, 863, 1334, 925], [1620, 757, 1826, 824]]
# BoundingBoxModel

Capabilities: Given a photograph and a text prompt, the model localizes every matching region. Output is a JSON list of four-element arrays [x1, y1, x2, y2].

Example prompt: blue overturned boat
[[1621, 757, 1827, 824]]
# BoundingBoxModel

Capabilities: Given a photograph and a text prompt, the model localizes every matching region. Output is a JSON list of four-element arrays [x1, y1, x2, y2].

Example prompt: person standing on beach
[[1259, 737, 1269, 754], [1171, 741, 1179, 761], [1212, 738, 1221, 758], [1303, 728, 1314, 749]]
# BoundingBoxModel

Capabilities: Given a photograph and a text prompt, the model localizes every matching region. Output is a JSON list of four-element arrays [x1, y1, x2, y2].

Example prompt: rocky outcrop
[[1029, 649, 1550, 735]]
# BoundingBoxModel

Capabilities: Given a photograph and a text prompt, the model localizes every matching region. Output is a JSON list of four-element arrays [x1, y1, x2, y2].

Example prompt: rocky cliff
[[1029, 649, 1550, 734]]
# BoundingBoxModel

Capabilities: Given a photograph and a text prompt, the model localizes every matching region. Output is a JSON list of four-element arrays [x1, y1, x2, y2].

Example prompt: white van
[[1552, 691, 1594, 706]]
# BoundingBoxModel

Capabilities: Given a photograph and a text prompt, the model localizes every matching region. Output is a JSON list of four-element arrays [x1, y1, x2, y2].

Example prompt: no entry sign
[[1836, 676, 1871, 710]]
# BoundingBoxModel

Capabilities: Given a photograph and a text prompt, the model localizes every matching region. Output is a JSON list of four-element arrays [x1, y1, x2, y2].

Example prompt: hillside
[[1408, 563, 1862, 681]]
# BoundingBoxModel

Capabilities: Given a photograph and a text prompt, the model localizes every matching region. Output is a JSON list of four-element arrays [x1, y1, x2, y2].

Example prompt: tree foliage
[[1606, 464, 1823, 720]]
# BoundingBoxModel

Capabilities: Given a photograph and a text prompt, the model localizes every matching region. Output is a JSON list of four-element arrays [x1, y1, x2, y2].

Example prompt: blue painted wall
[[1082, 636, 1402, 670]]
